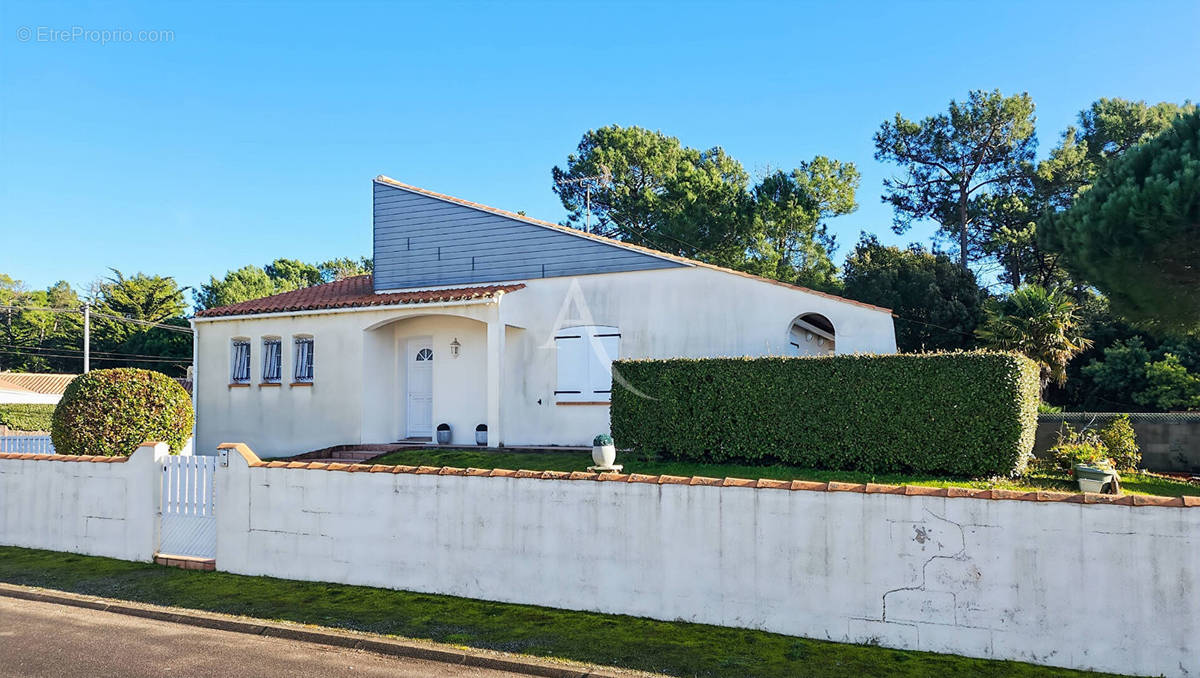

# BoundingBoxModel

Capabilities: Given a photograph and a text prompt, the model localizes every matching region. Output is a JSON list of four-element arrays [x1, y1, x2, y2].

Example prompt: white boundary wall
[[0, 443, 168, 561], [216, 450, 1200, 678]]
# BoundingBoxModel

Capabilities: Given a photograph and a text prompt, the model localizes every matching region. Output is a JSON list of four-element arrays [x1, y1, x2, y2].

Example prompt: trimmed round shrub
[[51, 368, 193, 456]]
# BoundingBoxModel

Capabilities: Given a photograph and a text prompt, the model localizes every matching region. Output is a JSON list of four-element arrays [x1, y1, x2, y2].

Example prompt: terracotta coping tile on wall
[[791, 480, 828, 492], [1132, 495, 1184, 507], [199, 454, 1200, 508], [756, 478, 791, 490], [828, 481, 869, 493], [1036, 491, 1077, 502]]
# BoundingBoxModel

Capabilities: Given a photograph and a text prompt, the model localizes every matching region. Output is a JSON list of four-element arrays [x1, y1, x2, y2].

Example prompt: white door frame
[[405, 336, 434, 438]]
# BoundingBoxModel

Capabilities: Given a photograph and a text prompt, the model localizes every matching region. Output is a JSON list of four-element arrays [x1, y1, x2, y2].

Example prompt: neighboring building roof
[[0, 372, 77, 395], [194, 275, 525, 319], [374, 175, 893, 315]]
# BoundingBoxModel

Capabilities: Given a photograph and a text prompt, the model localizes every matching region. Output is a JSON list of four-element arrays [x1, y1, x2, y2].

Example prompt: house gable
[[373, 179, 686, 291]]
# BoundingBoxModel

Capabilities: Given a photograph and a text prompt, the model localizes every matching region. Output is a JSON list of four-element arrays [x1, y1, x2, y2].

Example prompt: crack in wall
[[881, 508, 970, 624]]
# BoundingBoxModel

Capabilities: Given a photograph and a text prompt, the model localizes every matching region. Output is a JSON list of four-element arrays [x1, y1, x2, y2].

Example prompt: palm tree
[[976, 285, 1092, 389]]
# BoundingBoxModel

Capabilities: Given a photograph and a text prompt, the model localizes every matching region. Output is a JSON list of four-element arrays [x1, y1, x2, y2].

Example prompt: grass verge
[[369, 449, 1199, 498], [0, 546, 1126, 678]]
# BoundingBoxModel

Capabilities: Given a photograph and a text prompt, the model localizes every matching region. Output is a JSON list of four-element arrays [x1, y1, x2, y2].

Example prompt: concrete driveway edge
[[0, 583, 624, 678]]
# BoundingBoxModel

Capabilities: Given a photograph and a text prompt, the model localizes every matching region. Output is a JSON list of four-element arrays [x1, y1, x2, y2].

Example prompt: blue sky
[[2, 0, 1197, 305]]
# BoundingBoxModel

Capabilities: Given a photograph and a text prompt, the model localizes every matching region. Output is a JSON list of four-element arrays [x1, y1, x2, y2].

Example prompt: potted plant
[[475, 424, 488, 446], [592, 433, 617, 468], [1050, 425, 1120, 494], [436, 423, 451, 445]]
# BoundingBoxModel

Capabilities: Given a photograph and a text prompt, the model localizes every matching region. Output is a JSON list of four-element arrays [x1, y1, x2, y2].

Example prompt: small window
[[293, 336, 314, 382], [415, 348, 433, 361], [230, 339, 251, 384], [262, 338, 282, 383], [555, 326, 619, 402]]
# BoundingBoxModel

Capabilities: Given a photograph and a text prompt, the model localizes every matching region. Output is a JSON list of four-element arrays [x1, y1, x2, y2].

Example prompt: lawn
[[0, 545, 1129, 678], [0, 403, 55, 432], [369, 448, 1200, 498]]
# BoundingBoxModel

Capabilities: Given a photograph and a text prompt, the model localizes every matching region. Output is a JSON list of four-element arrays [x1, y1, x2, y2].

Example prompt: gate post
[[131, 441, 171, 562]]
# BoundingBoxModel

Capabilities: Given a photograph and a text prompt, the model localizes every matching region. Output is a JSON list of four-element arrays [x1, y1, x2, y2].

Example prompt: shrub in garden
[[611, 351, 1040, 477], [51, 368, 193, 456], [0, 403, 56, 432], [1097, 415, 1140, 471]]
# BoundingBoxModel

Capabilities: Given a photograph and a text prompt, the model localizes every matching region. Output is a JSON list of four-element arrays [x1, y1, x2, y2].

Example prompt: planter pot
[[435, 425, 451, 445], [592, 444, 617, 468], [475, 425, 488, 446], [1074, 464, 1117, 494]]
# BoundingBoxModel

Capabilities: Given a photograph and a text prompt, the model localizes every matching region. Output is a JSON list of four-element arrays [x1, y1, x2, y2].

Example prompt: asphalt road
[[0, 596, 527, 677]]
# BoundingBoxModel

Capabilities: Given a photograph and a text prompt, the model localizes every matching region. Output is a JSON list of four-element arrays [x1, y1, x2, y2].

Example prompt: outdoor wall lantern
[[450, 338, 461, 358]]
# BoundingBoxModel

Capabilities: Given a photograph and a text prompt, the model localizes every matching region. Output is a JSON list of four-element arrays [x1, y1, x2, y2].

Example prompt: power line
[[0, 342, 190, 362], [0, 348, 189, 365], [0, 305, 193, 334]]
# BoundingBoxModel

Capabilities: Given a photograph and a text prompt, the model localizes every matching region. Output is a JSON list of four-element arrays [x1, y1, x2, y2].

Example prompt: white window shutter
[[555, 333, 587, 401], [587, 330, 619, 398]]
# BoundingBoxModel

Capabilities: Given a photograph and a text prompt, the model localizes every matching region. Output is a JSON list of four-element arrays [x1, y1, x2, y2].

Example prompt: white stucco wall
[[0, 443, 168, 561], [216, 454, 1199, 678], [0, 389, 61, 405], [193, 267, 898, 455]]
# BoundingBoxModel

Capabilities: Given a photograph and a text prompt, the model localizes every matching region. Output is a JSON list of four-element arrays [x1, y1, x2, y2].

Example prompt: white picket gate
[[159, 455, 217, 559], [0, 435, 55, 454]]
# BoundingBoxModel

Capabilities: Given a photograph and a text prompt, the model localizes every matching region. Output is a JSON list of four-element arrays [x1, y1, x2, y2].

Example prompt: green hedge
[[0, 404, 56, 432], [51, 368, 193, 456], [611, 351, 1040, 477]]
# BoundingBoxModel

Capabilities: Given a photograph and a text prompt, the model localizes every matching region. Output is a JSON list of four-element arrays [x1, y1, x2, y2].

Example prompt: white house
[[192, 177, 897, 458]]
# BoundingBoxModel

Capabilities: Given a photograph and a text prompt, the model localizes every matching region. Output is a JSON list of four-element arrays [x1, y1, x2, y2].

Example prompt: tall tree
[[551, 125, 755, 262], [748, 159, 860, 288], [976, 285, 1091, 390], [874, 89, 1038, 269], [92, 270, 188, 345], [317, 256, 373, 282], [196, 256, 370, 311], [263, 259, 322, 291], [1040, 109, 1200, 329], [841, 235, 983, 352]]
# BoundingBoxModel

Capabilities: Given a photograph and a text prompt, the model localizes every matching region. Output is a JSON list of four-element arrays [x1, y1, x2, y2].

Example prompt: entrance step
[[155, 554, 216, 571]]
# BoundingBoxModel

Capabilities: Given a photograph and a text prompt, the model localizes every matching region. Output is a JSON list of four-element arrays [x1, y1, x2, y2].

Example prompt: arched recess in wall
[[787, 313, 835, 356]]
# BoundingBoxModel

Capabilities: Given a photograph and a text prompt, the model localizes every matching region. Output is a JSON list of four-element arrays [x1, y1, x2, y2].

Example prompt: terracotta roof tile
[[194, 275, 524, 319], [0, 372, 77, 395]]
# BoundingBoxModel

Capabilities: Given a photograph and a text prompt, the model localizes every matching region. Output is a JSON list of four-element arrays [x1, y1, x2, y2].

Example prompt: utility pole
[[555, 167, 611, 233], [83, 303, 90, 373]]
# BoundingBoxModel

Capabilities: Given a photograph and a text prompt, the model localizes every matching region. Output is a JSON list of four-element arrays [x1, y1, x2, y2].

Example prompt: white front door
[[406, 338, 434, 438]]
